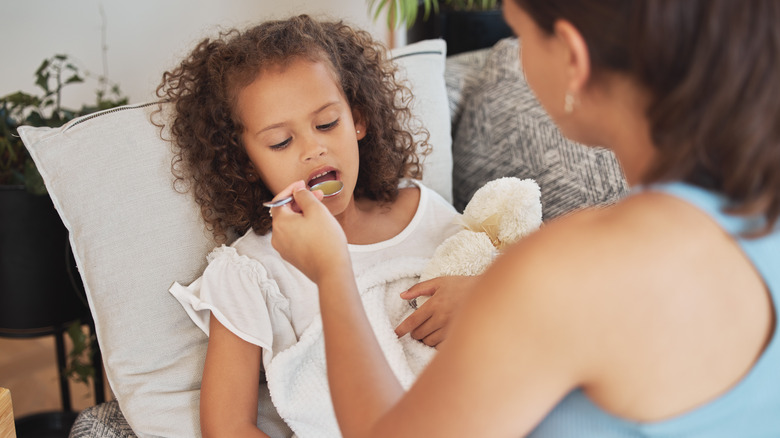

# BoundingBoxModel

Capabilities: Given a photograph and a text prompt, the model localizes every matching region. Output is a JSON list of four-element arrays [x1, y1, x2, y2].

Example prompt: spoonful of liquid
[[262, 180, 344, 208]]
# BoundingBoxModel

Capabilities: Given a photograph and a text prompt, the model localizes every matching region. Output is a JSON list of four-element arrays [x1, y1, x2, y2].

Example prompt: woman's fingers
[[271, 188, 348, 283]]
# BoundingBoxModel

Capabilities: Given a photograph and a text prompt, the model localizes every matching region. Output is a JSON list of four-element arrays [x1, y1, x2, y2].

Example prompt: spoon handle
[[263, 196, 295, 208]]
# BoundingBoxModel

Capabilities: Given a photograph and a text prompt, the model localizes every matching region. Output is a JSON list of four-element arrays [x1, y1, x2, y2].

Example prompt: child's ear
[[352, 109, 367, 141], [245, 163, 260, 182]]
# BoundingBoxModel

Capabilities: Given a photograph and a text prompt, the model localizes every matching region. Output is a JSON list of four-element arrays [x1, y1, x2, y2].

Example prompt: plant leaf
[[404, 0, 418, 25], [24, 159, 47, 195], [65, 74, 84, 85]]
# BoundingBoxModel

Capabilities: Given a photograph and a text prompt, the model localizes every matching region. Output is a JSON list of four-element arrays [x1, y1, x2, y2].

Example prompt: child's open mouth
[[307, 170, 338, 188]]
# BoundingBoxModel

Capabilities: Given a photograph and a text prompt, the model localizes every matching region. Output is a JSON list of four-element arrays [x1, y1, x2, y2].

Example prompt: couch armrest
[[69, 401, 137, 438]]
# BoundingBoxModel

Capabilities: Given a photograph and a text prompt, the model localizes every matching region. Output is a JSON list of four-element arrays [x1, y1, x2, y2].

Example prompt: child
[[159, 15, 463, 438]]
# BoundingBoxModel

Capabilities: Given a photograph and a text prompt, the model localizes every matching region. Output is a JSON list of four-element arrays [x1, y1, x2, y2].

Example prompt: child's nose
[[301, 137, 327, 161]]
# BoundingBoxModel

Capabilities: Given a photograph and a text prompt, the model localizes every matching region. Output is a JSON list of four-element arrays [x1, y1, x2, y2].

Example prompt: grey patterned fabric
[[444, 48, 490, 132], [451, 38, 628, 217], [68, 400, 136, 438]]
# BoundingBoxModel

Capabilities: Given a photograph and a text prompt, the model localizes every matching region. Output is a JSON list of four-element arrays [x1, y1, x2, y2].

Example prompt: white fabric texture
[[170, 181, 461, 438], [18, 37, 453, 438], [266, 257, 437, 438]]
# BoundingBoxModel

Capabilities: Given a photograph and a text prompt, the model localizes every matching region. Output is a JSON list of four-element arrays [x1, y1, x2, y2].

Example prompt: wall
[[1, 0, 392, 108]]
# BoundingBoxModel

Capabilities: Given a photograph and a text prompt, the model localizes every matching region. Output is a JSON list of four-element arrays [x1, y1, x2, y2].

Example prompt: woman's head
[[157, 15, 425, 240], [509, 0, 780, 233]]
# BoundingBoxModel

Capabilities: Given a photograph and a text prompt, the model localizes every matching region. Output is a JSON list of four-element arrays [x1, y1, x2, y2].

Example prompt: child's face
[[237, 58, 366, 216]]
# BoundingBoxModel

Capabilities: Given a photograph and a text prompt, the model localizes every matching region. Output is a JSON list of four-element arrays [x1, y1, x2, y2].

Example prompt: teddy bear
[[411, 177, 543, 309]]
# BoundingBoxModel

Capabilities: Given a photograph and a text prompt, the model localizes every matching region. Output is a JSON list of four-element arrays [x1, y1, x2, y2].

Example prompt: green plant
[[369, 0, 500, 29], [65, 319, 97, 387], [0, 54, 128, 194], [1, 54, 127, 390]]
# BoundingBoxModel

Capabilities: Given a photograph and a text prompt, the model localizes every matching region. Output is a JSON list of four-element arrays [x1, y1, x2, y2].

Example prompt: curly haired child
[[159, 15, 468, 437]]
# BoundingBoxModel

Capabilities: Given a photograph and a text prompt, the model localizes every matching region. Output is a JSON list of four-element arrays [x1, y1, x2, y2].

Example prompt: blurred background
[[0, 0, 393, 110]]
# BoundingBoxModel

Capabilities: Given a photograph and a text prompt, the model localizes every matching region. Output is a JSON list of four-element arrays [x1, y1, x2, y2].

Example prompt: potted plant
[[368, 0, 512, 55], [0, 54, 127, 395]]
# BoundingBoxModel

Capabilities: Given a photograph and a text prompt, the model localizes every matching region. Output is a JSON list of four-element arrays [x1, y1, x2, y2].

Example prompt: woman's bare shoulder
[[511, 193, 677, 263], [529, 191, 700, 259], [474, 192, 707, 358]]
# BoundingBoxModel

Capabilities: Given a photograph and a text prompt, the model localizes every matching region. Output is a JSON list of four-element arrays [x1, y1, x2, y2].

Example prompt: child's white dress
[[170, 179, 461, 437]]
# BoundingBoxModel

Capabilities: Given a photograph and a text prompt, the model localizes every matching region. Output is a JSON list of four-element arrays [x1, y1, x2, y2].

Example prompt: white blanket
[[265, 257, 435, 438]]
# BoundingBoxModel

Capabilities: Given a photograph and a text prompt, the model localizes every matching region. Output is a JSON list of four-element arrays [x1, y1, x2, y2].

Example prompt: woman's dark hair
[[156, 15, 426, 241], [514, 0, 780, 235]]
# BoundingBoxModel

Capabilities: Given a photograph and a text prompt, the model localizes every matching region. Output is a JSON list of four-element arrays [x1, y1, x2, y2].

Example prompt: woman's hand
[[270, 181, 349, 283], [394, 275, 479, 347]]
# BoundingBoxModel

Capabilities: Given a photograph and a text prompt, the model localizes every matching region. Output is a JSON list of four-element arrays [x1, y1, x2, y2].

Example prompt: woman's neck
[[591, 76, 657, 187], [608, 119, 656, 187]]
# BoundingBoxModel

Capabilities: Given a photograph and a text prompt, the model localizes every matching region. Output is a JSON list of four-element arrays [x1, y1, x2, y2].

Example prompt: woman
[[269, 0, 780, 436]]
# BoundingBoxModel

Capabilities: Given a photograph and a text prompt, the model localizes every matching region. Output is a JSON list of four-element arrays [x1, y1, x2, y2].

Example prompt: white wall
[[1, 0, 392, 109]]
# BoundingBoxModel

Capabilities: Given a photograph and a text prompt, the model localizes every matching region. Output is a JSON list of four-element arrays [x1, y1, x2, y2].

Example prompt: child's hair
[[514, 0, 780, 235], [156, 15, 427, 241]]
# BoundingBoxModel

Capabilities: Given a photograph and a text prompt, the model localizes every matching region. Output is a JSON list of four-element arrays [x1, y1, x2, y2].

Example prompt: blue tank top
[[528, 182, 780, 437]]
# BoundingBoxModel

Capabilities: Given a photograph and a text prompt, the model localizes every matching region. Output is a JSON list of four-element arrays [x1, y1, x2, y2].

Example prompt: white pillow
[[19, 38, 451, 438], [391, 38, 452, 203]]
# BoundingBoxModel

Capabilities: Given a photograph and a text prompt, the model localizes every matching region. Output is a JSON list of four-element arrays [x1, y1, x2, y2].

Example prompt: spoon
[[262, 180, 344, 208]]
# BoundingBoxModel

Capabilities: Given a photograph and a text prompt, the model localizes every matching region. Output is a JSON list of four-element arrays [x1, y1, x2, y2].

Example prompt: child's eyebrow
[[311, 101, 341, 116], [256, 101, 342, 135]]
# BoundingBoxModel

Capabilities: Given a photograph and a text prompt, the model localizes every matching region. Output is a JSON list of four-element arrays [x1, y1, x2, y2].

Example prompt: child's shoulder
[[399, 178, 460, 235], [396, 180, 422, 213], [401, 178, 454, 213], [394, 178, 458, 227], [229, 228, 276, 260]]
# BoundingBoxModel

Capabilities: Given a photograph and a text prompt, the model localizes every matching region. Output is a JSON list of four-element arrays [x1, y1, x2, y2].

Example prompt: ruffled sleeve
[[169, 245, 288, 353]]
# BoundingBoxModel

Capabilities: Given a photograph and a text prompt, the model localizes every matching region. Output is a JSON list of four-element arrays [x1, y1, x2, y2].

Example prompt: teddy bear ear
[[462, 177, 543, 249], [496, 179, 543, 247]]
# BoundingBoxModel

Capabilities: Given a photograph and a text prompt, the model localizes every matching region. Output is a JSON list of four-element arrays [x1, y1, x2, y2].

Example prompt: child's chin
[[325, 196, 349, 216]]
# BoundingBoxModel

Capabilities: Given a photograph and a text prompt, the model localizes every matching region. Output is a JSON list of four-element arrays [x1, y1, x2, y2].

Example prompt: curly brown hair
[[515, 0, 780, 236], [156, 15, 428, 242]]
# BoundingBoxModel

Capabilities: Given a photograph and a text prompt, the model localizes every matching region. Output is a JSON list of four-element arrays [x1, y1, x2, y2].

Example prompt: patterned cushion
[[451, 38, 628, 217], [69, 401, 136, 438], [444, 48, 490, 132]]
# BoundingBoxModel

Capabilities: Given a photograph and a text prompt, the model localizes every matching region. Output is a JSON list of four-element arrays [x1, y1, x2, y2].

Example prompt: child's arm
[[200, 315, 270, 438], [394, 276, 480, 347]]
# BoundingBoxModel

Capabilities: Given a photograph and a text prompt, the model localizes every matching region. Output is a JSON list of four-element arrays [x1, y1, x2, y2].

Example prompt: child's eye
[[270, 137, 291, 150], [316, 119, 339, 131]]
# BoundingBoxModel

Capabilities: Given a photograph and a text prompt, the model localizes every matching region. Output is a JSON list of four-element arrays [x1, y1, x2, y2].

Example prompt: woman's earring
[[564, 92, 575, 114], [356, 130, 361, 134]]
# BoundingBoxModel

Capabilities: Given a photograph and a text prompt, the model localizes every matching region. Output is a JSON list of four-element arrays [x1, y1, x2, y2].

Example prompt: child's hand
[[270, 181, 349, 284], [394, 275, 479, 348]]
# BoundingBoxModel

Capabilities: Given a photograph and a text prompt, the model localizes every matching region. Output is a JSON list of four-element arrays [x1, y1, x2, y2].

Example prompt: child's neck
[[336, 187, 420, 245]]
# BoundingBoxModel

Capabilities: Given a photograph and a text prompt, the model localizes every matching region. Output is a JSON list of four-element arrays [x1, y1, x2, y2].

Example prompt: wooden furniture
[[0, 387, 16, 438]]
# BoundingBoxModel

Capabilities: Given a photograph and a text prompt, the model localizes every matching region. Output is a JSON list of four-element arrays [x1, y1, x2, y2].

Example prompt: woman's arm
[[200, 315, 270, 438], [271, 189, 595, 437]]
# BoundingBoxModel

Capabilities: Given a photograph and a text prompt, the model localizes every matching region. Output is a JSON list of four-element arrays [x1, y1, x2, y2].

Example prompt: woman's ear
[[554, 19, 591, 94], [352, 109, 367, 141]]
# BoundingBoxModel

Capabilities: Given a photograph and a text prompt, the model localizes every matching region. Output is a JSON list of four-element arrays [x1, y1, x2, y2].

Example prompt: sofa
[[20, 37, 626, 438]]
